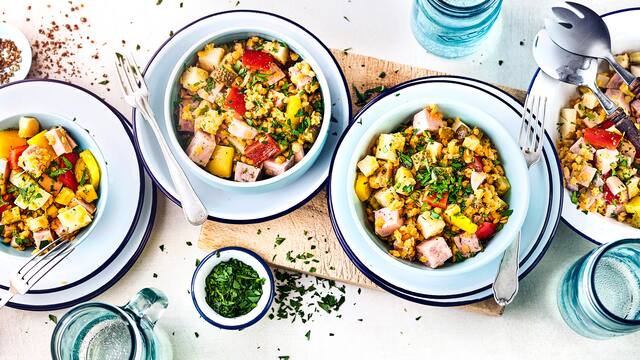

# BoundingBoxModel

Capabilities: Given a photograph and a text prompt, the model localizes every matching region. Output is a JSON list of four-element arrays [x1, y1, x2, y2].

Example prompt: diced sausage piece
[[292, 143, 305, 163], [228, 119, 258, 140], [266, 63, 286, 86], [453, 233, 482, 256], [595, 148, 619, 175], [33, 229, 54, 248], [584, 191, 603, 209], [51, 218, 69, 237], [39, 174, 63, 196], [69, 197, 97, 214], [593, 175, 605, 188], [413, 108, 443, 134], [631, 99, 640, 116], [605, 89, 630, 114], [619, 140, 636, 159], [45, 128, 77, 156], [470, 171, 487, 191], [574, 165, 597, 187], [186, 130, 216, 166], [196, 83, 224, 104], [606, 73, 623, 89], [288, 67, 313, 90], [178, 100, 196, 132], [416, 237, 453, 269], [263, 156, 295, 177], [605, 204, 625, 217], [374, 207, 403, 237], [417, 213, 446, 239], [606, 176, 626, 196], [234, 162, 262, 182]]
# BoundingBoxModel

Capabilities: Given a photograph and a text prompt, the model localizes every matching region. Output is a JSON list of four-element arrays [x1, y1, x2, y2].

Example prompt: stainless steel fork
[[492, 94, 547, 306], [114, 52, 207, 226], [0, 235, 74, 309]]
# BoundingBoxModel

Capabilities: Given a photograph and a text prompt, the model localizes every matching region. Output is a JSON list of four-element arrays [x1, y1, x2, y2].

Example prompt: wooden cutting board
[[199, 50, 527, 316]]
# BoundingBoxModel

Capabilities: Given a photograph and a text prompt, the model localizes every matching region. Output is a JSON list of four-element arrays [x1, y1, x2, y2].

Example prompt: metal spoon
[[544, 1, 640, 94], [532, 30, 640, 151]]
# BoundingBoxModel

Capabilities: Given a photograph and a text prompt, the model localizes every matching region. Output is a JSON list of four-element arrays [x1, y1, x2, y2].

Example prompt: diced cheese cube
[[595, 149, 619, 175], [76, 184, 98, 203], [14, 183, 51, 211], [417, 213, 446, 239], [462, 135, 480, 152], [582, 91, 599, 109], [26, 215, 49, 232], [57, 205, 92, 233], [1, 207, 20, 225], [375, 133, 405, 161], [55, 187, 76, 206], [357, 155, 379, 177], [394, 167, 415, 195]]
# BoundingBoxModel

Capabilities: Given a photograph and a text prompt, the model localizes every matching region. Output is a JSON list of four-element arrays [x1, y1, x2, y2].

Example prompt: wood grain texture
[[199, 50, 527, 317]]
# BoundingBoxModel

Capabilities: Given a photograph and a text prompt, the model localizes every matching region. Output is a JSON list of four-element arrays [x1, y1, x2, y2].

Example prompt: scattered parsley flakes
[[195, 258, 201, 267], [309, 267, 316, 273], [305, 330, 311, 340], [48, 314, 58, 324], [156, 0, 163, 4], [136, 44, 141, 50], [194, 332, 199, 338], [257, 229, 262, 235], [415, 316, 422, 321], [153, 273, 158, 278], [342, 47, 352, 55], [98, 80, 109, 85], [343, 16, 350, 22], [274, 235, 286, 247], [159, 244, 165, 252], [186, 241, 192, 246], [378, 71, 386, 79], [235, 0, 240, 5]]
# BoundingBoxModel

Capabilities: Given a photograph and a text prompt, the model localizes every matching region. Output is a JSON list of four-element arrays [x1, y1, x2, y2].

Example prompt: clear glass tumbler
[[411, 0, 503, 58], [558, 239, 640, 339]]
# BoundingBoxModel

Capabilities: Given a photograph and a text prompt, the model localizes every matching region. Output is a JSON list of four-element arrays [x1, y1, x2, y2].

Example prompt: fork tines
[[519, 94, 547, 166]]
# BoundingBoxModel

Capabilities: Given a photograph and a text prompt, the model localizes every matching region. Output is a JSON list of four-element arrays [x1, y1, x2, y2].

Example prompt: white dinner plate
[[329, 76, 563, 305], [0, 80, 144, 293], [529, 7, 640, 245], [133, 10, 351, 223], [5, 105, 157, 311]]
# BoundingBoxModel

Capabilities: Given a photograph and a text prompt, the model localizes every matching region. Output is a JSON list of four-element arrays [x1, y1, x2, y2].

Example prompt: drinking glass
[[411, 0, 503, 58], [51, 288, 173, 360], [558, 239, 640, 339]]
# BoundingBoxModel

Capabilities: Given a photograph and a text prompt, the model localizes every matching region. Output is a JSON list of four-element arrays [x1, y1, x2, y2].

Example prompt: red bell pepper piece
[[475, 222, 497, 240], [241, 49, 274, 71], [244, 135, 281, 165], [61, 152, 79, 166], [584, 128, 622, 149], [59, 171, 78, 191], [598, 120, 615, 130], [423, 192, 448, 209], [225, 87, 246, 116], [468, 156, 484, 172], [9, 145, 28, 170]]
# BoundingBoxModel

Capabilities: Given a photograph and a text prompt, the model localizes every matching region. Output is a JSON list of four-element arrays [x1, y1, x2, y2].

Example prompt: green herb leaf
[[48, 314, 58, 324]]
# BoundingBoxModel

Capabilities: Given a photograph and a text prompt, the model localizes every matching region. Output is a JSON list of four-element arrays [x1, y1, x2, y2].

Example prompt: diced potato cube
[[206, 146, 235, 178], [374, 187, 397, 207], [615, 53, 629, 69], [57, 205, 92, 233], [444, 204, 461, 219], [265, 41, 290, 64], [18, 116, 40, 138], [560, 108, 577, 139], [10, 171, 35, 189], [76, 184, 98, 203], [425, 142, 443, 163], [596, 73, 611, 88], [357, 155, 379, 177], [375, 133, 405, 161], [624, 196, 640, 214], [582, 92, 599, 109], [368, 162, 393, 189], [55, 187, 76, 206], [47, 205, 58, 218], [628, 177, 640, 199], [354, 174, 371, 201], [462, 135, 480, 152], [180, 66, 209, 92], [394, 167, 415, 195], [26, 215, 49, 232], [14, 183, 51, 211], [417, 213, 446, 239], [1, 207, 20, 225], [630, 52, 640, 65], [197, 44, 225, 71]]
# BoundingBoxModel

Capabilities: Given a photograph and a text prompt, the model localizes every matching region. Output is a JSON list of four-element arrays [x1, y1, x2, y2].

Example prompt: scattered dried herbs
[[204, 258, 265, 318], [352, 84, 386, 106]]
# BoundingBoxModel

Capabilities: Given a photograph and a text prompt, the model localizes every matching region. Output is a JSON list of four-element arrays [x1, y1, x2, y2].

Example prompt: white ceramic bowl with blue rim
[[330, 77, 533, 298], [0, 112, 109, 257], [164, 28, 332, 192], [0, 23, 31, 83], [5, 102, 157, 311], [528, 7, 640, 245], [0, 80, 144, 295], [191, 247, 275, 330], [133, 10, 350, 223]]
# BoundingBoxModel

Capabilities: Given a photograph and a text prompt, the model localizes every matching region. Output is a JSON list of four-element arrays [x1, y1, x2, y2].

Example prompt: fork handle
[[137, 98, 208, 226], [608, 107, 640, 153], [492, 232, 520, 306]]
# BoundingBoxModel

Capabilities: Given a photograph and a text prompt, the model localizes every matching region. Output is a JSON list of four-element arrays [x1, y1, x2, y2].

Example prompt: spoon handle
[[605, 53, 640, 95]]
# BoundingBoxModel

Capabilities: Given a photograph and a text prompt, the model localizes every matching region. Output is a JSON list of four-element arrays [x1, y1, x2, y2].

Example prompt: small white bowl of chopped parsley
[[191, 246, 275, 330]]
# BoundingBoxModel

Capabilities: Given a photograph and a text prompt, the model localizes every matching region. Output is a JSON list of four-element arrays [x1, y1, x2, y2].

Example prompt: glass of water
[[51, 288, 173, 360], [558, 239, 640, 339], [411, 0, 503, 58]]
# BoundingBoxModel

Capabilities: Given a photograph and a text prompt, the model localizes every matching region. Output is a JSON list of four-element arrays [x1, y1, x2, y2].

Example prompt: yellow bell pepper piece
[[76, 184, 98, 203], [444, 204, 477, 233], [55, 187, 76, 206], [79, 150, 101, 189], [206, 146, 235, 178], [624, 196, 640, 214], [26, 130, 49, 147], [286, 95, 302, 125], [354, 173, 371, 201]]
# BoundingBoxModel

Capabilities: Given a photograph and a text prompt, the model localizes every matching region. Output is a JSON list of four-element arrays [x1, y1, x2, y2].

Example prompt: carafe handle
[[123, 287, 169, 328]]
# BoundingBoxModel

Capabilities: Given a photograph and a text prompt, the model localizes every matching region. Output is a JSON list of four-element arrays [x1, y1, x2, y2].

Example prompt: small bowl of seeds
[[0, 23, 31, 84], [191, 247, 275, 330]]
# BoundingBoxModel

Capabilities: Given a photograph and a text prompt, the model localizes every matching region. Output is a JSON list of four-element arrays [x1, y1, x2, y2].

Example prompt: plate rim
[[327, 75, 563, 305], [132, 9, 352, 224], [526, 6, 640, 245], [0, 79, 145, 294], [6, 110, 157, 311]]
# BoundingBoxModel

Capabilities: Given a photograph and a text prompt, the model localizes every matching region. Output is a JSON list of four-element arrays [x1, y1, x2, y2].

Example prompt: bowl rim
[[190, 246, 275, 330], [0, 111, 109, 258], [163, 27, 333, 189], [337, 81, 529, 277]]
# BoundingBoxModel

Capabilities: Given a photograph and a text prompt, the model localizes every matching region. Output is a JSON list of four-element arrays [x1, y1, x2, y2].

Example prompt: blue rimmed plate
[[3, 102, 157, 311], [328, 76, 562, 306], [133, 10, 351, 224], [0, 80, 144, 294], [529, 7, 640, 245]]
